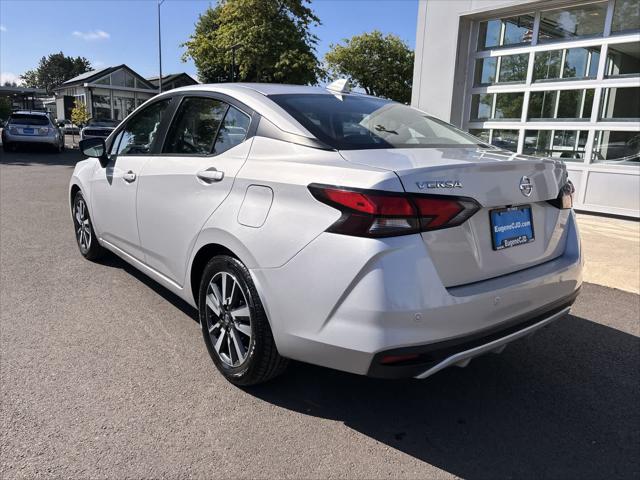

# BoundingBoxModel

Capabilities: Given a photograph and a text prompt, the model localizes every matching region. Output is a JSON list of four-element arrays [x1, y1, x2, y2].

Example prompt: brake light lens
[[547, 180, 575, 209], [309, 184, 481, 238]]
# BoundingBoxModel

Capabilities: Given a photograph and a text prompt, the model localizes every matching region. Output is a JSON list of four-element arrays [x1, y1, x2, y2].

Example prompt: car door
[[136, 95, 254, 284], [89, 98, 172, 260]]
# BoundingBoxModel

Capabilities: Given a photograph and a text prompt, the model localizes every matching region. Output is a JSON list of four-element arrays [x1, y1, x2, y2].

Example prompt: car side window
[[163, 97, 228, 154], [116, 99, 171, 155], [213, 106, 251, 155], [109, 130, 124, 155]]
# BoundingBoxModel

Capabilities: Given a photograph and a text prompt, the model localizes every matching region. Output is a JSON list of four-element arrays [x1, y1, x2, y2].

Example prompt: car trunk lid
[[339, 147, 570, 287]]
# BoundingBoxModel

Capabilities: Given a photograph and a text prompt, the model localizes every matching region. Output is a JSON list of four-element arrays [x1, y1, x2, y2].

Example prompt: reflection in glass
[[491, 129, 519, 151], [612, 0, 640, 33], [601, 87, 640, 119], [534, 47, 599, 81], [538, 2, 607, 42], [474, 57, 497, 85], [469, 129, 490, 143], [477, 14, 534, 50], [533, 50, 563, 81], [92, 94, 111, 120], [471, 94, 493, 120], [592, 130, 640, 164], [523, 129, 587, 161], [606, 42, 640, 77], [498, 53, 529, 82], [494, 92, 524, 119], [528, 90, 594, 120]]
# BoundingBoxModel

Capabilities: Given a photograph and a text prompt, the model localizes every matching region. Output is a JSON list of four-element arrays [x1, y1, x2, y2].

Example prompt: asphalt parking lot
[[1, 147, 639, 479]]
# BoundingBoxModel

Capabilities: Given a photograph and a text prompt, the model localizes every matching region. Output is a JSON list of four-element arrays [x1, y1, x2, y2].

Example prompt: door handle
[[197, 168, 224, 183], [123, 171, 136, 183]]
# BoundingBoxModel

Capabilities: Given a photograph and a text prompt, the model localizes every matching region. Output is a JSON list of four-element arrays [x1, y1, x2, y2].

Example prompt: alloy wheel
[[74, 197, 92, 251], [205, 272, 253, 367]]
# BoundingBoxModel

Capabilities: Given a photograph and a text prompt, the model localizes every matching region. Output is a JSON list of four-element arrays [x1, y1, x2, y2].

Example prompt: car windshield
[[269, 94, 484, 150], [88, 120, 118, 128], [9, 114, 49, 126]]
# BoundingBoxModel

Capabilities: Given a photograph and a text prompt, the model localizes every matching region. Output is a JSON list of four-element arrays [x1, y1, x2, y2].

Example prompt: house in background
[[412, 0, 639, 218], [146, 72, 199, 91], [53, 65, 158, 122]]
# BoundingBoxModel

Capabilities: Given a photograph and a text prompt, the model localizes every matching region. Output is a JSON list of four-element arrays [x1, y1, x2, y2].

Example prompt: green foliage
[[71, 99, 90, 127], [182, 0, 322, 84], [325, 30, 414, 103], [21, 52, 91, 94]]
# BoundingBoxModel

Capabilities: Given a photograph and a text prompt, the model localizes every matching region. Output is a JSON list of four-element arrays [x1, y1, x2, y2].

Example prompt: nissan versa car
[[2, 111, 65, 152], [70, 83, 582, 385]]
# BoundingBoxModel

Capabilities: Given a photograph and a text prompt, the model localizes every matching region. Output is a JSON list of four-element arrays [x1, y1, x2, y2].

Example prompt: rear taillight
[[309, 184, 481, 238], [547, 180, 575, 209]]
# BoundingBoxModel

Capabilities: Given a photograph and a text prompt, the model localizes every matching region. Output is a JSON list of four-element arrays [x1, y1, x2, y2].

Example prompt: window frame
[[462, 0, 640, 167], [159, 92, 257, 158]]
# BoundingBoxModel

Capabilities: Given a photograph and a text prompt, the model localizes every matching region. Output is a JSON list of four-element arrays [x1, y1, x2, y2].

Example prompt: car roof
[[154, 83, 364, 138], [12, 111, 50, 116]]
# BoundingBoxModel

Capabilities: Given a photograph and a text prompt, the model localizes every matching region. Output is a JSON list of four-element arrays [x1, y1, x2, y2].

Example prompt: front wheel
[[72, 191, 105, 260], [199, 255, 288, 385]]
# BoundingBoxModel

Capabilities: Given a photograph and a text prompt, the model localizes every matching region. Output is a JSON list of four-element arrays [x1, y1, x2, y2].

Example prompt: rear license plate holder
[[490, 205, 535, 251], [23, 128, 34, 135]]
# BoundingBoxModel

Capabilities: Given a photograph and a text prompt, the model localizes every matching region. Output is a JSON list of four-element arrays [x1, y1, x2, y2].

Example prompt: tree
[[182, 0, 322, 84], [325, 31, 414, 103], [70, 99, 90, 144], [21, 52, 91, 94]]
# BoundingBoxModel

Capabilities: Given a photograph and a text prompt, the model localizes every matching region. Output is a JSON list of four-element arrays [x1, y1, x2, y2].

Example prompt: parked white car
[[80, 119, 118, 140], [70, 83, 582, 385]]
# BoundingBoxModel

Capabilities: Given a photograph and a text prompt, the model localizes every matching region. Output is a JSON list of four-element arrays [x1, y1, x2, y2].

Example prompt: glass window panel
[[606, 42, 640, 76], [114, 95, 135, 121], [164, 97, 228, 154], [477, 14, 534, 50], [533, 50, 563, 81], [601, 87, 640, 119], [213, 106, 251, 155], [471, 94, 493, 120], [94, 76, 110, 86], [117, 99, 171, 155], [491, 129, 519, 151], [494, 92, 524, 119], [612, 0, 640, 33], [478, 19, 502, 49], [528, 90, 594, 120], [91, 92, 111, 120], [111, 70, 126, 87], [538, 2, 607, 42], [469, 128, 490, 143], [524, 130, 587, 161], [592, 130, 640, 164], [564, 47, 600, 79], [124, 72, 135, 88], [498, 53, 529, 83], [474, 57, 497, 85]]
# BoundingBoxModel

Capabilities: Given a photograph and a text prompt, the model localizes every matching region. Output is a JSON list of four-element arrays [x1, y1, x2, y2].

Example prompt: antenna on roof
[[326, 78, 351, 94]]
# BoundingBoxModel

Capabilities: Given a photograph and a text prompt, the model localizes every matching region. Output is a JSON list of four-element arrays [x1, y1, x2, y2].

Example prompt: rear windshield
[[269, 94, 483, 150], [9, 114, 49, 126], [88, 120, 118, 128]]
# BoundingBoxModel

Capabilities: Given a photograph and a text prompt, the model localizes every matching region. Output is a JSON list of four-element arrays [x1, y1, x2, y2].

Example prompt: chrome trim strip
[[414, 306, 571, 379]]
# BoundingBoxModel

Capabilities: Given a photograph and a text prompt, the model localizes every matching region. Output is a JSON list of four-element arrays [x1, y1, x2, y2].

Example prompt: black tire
[[72, 191, 105, 261], [199, 255, 288, 386]]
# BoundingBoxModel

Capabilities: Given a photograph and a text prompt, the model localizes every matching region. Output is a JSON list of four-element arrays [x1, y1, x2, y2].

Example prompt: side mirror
[[79, 138, 109, 167]]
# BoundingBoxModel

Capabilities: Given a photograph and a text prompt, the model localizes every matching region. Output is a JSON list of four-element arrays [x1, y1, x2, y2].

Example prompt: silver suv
[[2, 111, 65, 152]]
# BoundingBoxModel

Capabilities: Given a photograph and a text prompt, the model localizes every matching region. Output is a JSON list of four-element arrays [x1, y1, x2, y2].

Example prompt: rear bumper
[[368, 288, 578, 378], [251, 210, 582, 378], [2, 131, 59, 146]]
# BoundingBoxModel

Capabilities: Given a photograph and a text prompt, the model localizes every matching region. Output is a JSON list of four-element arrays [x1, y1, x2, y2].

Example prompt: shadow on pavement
[[248, 313, 639, 479], [0, 145, 83, 167]]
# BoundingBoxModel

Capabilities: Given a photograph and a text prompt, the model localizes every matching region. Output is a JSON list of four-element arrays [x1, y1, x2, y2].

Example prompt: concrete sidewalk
[[577, 213, 640, 294]]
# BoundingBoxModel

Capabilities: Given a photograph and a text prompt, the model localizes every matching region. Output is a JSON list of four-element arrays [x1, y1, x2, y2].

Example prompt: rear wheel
[[199, 255, 288, 385], [72, 191, 105, 260]]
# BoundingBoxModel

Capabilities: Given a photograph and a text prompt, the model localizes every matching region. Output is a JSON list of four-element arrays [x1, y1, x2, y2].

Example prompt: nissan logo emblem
[[519, 176, 533, 197]]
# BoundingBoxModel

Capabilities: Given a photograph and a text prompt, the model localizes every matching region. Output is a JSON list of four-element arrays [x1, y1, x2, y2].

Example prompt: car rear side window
[[163, 97, 228, 155], [213, 106, 251, 155], [9, 114, 49, 126], [116, 99, 171, 155]]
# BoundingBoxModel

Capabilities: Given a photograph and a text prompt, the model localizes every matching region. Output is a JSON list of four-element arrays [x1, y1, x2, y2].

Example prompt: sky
[[0, 0, 419, 85]]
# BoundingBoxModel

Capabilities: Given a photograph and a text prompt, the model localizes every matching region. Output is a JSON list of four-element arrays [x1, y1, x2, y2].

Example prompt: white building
[[53, 65, 158, 122], [412, 0, 639, 218]]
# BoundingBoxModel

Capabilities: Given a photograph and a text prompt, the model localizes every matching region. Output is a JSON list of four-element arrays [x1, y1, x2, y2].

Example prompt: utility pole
[[157, 0, 165, 93], [230, 43, 241, 82]]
